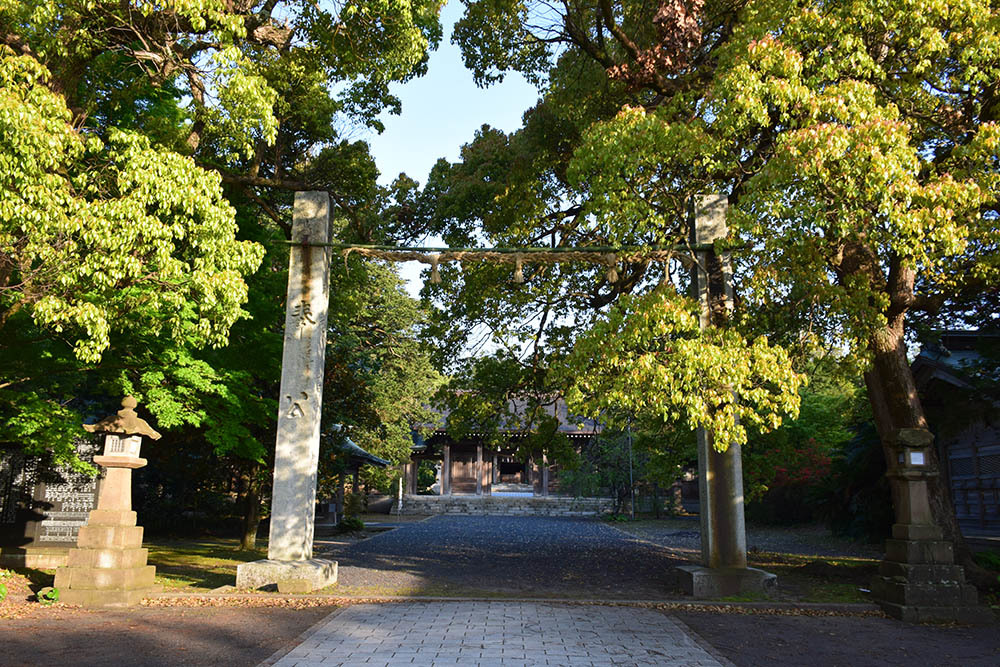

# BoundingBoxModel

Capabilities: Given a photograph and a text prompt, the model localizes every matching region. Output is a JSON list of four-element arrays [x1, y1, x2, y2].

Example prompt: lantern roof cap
[[84, 397, 161, 440]]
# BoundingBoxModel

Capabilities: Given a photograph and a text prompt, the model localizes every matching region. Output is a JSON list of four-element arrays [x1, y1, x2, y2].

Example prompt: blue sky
[[365, 2, 540, 188], [363, 2, 541, 294]]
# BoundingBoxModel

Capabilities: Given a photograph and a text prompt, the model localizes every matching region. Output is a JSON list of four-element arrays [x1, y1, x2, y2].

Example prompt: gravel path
[[316, 515, 687, 599], [616, 516, 883, 559]]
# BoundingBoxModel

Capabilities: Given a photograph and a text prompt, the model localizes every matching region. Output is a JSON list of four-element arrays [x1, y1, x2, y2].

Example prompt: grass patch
[[805, 581, 869, 604], [715, 592, 771, 603], [146, 538, 266, 592], [747, 552, 877, 604]]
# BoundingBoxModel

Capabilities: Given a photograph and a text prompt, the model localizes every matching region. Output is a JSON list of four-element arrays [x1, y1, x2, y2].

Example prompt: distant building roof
[[913, 330, 998, 391], [323, 425, 390, 468]]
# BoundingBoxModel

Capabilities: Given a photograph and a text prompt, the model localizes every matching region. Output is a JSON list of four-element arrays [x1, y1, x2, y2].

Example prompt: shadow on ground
[[0, 605, 337, 667], [316, 515, 688, 599]]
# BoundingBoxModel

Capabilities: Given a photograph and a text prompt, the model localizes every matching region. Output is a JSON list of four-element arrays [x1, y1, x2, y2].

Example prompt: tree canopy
[[414, 0, 1000, 563], [1, 0, 445, 468]]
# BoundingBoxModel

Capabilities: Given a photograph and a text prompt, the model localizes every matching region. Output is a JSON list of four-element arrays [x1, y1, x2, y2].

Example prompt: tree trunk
[[239, 462, 263, 551], [864, 321, 991, 587]]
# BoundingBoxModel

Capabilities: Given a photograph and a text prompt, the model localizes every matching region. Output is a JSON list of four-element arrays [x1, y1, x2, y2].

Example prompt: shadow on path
[[317, 515, 687, 598]]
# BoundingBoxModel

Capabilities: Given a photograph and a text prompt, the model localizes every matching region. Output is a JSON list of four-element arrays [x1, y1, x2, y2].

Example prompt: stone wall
[[393, 494, 614, 517]]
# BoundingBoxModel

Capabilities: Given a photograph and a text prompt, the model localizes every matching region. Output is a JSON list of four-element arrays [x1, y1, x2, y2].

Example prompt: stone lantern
[[54, 397, 161, 607], [870, 428, 985, 622]]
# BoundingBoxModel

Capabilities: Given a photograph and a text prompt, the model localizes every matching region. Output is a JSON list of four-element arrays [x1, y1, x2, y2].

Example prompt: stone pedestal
[[871, 526, 983, 623], [54, 456, 158, 607], [676, 565, 777, 598], [235, 558, 337, 591]]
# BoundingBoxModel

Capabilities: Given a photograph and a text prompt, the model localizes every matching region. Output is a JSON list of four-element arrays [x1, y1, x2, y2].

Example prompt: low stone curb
[[149, 590, 883, 616]]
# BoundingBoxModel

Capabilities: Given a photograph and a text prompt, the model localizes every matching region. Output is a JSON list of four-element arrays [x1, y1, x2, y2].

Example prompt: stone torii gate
[[234, 191, 986, 621], [235, 191, 768, 594]]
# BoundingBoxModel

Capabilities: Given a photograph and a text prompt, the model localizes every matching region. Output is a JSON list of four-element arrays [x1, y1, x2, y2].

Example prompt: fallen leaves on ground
[[140, 596, 341, 609]]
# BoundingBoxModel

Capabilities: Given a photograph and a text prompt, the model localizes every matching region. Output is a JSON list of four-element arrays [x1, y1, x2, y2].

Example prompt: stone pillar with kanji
[[236, 191, 338, 592], [676, 194, 776, 597], [54, 397, 161, 607]]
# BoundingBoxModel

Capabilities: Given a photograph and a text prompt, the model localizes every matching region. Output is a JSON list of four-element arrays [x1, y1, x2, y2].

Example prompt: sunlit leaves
[[562, 289, 804, 451], [203, 47, 279, 161], [0, 51, 263, 364]]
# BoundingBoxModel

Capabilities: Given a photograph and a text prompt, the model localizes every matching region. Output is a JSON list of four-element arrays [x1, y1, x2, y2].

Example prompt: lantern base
[[53, 505, 159, 607], [872, 530, 994, 624]]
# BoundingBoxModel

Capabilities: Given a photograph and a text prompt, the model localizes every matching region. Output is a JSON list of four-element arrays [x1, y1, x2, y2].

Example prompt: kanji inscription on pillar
[[268, 191, 332, 561]]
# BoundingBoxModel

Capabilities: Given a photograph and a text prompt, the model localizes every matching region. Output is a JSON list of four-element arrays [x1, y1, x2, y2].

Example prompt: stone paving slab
[[264, 601, 728, 667]]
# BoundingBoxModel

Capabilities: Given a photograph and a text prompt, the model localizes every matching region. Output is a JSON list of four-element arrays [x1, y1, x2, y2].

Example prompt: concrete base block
[[277, 578, 313, 594], [0, 547, 70, 569], [59, 586, 159, 608], [876, 600, 995, 625], [676, 565, 777, 598], [236, 558, 337, 591]]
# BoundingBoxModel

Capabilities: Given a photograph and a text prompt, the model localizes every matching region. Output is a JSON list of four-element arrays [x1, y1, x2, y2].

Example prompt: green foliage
[[421, 1, 1000, 542], [36, 586, 58, 606], [0, 0, 446, 519], [974, 551, 1000, 572], [337, 516, 365, 533], [743, 363, 867, 504], [810, 424, 893, 543], [562, 289, 804, 450], [321, 258, 443, 493], [417, 459, 438, 493], [0, 51, 263, 364], [343, 491, 364, 519], [0, 49, 263, 467]]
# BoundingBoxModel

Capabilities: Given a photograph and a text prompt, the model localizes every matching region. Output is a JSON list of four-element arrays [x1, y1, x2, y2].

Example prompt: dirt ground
[[0, 602, 336, 667], [2, 600, 998, 667], [676, 608, 1000, 667]]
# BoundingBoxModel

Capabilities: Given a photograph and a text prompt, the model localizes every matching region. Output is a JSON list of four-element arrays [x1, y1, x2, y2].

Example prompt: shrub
[[343, 490, 364, 518], [337, 516, 364, 533], [810, 424, 893, 543], [974, 551, 1000, 572], [747, 438, 834, 524]]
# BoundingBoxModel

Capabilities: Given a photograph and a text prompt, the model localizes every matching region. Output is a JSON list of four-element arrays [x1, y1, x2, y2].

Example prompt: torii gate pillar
[[236, 192, 337, 592], [676, 194, 776, 598]]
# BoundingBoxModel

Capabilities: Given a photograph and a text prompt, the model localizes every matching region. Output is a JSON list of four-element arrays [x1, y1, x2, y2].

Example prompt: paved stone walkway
[[266, 601, 726, 667]]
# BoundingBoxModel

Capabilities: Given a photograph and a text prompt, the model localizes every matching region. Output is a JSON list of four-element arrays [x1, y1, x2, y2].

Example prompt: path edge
[[256, 604, 350, 667]]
